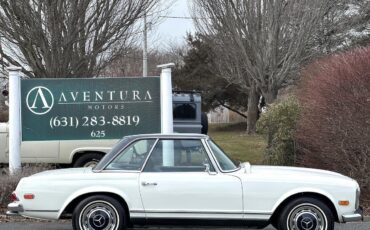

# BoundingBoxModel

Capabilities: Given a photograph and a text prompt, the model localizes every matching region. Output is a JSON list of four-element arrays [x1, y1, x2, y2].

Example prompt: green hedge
[[257, 97, 300, 166]]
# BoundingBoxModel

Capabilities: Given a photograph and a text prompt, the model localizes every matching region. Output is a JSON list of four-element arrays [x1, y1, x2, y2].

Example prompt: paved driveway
[[0, 222, 369, 230]]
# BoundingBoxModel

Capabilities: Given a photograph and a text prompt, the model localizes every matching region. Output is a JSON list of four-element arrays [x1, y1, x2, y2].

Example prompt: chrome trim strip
[[130, 210, 272, 215], [24, 210, 59, 212]]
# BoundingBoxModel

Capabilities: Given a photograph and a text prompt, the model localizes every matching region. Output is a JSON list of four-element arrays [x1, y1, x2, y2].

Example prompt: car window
[[105, 139, 156, 171], [143, 139, 214, 172], [208, 140, 238, 171], [173, 103, 196, 119]]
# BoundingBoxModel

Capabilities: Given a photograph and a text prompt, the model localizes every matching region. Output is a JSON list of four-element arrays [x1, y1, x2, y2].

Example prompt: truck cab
[[173, 91, 207, 134]]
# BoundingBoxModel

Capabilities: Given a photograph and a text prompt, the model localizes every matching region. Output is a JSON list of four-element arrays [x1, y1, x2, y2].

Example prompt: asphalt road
[[0, 222, 369, 230]]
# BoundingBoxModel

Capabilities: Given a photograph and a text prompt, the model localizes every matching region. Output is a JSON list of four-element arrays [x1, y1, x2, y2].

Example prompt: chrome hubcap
[[79, 201, 119, 230], [288, 204, 327, 230]]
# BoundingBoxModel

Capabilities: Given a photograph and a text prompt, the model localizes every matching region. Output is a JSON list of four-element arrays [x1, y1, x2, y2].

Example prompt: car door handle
[[141, 182, 158, 186]]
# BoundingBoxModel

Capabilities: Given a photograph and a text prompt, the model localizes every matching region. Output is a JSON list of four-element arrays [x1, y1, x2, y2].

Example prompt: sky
[[150, 0, 195, 48]]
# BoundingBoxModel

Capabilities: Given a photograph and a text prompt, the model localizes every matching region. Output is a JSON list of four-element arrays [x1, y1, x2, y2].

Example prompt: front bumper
[[6, 202, 24, 216], [342, 207, 363, 223]]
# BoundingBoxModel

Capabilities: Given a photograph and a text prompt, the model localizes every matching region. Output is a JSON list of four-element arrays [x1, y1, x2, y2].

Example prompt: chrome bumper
[[6, 202, 24, 216], [342, 207, 363, 223]]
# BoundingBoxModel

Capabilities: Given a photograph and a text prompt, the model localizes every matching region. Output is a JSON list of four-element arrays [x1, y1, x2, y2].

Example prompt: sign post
[[158, 63, 175, 166], [8, 67, 22, 175], [158, 63, 175, 134]]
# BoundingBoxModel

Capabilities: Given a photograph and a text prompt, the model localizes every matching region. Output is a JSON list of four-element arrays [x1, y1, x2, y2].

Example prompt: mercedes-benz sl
[[7, 134, 363, 230]]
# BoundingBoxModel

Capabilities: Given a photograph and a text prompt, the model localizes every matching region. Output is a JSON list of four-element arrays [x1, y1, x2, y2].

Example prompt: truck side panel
[[59, 139, 118, 163], [0, 123, 8, 162]]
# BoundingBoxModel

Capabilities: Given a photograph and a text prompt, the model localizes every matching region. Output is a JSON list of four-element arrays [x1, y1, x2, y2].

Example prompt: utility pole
[[143, 13, 148, 77]]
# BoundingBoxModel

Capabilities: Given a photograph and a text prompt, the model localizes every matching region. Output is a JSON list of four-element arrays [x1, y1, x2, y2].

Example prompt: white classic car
[[7, 134, 363, 230]]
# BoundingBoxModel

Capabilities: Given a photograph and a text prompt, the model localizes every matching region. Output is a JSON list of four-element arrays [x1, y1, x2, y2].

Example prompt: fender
[[58, 185, 132, 218], [271, 187, 339, 219]]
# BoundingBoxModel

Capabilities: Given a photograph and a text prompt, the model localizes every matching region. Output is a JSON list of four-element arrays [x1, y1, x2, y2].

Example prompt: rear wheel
[[72, 195, 126, 230], [277, 197, 334, 230], [73, 153, 103, 168]]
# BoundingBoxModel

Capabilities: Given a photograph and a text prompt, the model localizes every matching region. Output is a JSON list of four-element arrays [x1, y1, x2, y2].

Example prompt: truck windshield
[[207, 140, 239, 171]]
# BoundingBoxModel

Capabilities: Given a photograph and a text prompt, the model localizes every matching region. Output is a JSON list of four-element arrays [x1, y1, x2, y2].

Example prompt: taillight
[[10, 192, 18, 201], [24, 193, 35, 200]]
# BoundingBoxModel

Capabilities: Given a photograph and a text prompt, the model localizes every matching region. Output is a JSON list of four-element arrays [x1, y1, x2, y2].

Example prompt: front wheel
[[72, 195, 126, 230], [278, 197, 334, 230]]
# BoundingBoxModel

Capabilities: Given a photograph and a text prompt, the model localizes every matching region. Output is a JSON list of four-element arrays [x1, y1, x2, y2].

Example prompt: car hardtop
[[94, 133, 210, 171], [123, 133, 209, 141]]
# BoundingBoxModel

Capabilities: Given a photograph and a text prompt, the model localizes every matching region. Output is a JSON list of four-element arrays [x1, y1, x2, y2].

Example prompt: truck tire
[[73, 153, 103, 168], [201, 112, 208, 135]]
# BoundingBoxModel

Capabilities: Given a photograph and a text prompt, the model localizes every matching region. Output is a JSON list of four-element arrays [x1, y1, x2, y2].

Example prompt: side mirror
[[204, 163, 216, 175]]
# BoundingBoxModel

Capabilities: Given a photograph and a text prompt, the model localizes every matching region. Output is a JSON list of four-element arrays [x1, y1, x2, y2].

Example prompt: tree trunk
[[264, 89, 278, 105], [247, 83, 259, 134]]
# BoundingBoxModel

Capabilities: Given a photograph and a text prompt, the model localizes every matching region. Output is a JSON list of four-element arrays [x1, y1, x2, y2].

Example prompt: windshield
[[207, 139, 238, 171]]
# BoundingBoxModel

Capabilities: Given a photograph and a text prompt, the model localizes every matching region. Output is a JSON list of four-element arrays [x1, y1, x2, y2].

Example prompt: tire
[[72, 195, 126, 230], [201, 112, 208, 134], [73, 153, 103, 168], [277, 197, 334, 230]]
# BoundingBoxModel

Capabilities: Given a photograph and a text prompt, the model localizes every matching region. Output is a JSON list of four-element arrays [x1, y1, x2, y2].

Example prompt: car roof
[[124, 133, 209, 139]]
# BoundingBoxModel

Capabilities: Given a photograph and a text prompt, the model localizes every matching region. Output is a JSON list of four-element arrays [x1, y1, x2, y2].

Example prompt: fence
[[207, 106, 246, 124]]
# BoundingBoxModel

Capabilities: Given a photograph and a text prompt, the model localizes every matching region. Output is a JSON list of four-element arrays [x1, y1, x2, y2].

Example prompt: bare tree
[[208, 36, 259, 133], [193, 0, 329, 104], [311, 0, 370, 55], [102, 44, 183, 77], [0, 0, 160, 78]]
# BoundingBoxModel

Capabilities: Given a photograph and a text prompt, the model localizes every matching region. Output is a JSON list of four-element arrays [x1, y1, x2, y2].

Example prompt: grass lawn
[[208, 123, 266, 164]]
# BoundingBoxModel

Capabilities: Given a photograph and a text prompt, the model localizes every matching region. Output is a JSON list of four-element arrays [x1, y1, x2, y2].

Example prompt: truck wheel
[[278, 197, 334, 230], [201, 112, 208, 134], [72, 195, 126, 230], [73, 153, 103, 168]]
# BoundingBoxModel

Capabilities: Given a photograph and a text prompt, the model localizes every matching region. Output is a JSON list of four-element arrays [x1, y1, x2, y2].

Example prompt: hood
[[29, 167, 91, 178], [249, 165, 355, 185]]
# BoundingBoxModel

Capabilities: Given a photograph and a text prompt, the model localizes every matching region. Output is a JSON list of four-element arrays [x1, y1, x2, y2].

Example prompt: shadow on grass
[[209, 122, 247, 132]]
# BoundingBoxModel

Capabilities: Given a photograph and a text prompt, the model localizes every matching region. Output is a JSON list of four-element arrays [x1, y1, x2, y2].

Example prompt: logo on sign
[[26, 86, 54, 115]]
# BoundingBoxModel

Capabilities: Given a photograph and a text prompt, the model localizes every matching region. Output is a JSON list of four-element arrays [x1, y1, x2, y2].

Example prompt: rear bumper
[[342, 207, 363, 223], [6, 202, 24, 216]]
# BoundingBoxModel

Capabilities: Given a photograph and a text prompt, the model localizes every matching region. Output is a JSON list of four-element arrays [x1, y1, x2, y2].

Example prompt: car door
[[139, 138, 243, 220]]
